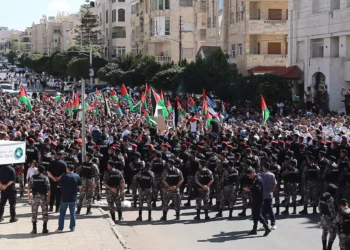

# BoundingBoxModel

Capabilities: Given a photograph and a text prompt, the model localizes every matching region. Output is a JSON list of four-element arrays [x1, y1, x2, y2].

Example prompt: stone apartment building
[[205, 0, 288, 75], [288, 0, 350, 111], [92, 0, 132, 61], [30, 13, 79, 55], [130, 0, 196, 63]]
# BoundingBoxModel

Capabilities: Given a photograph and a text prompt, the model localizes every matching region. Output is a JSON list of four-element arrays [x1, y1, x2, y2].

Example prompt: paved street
[[0, 198, 124, 250], [115, 197, 340, 250]]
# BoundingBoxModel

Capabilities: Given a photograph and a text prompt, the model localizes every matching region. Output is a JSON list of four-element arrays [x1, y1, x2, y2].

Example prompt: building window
[[179, 0, 193, 7], [132, 46, 138, 54], [118, 0, 125, 2], [231, 44, 236, 58], [112, 27, 126, 38], [131, 4, 136, 14], [212, 16, 216, 28], [165, 18, 171, 35], [106, 28, 109, 38], [268, 9, 282, 20], [112, 0, 116, 2], [118, 9, 125, 22], [312, 0, 320, 13], [236, 12, 240, 22], [106, 10, 108, 23], [112, 9, 116, 22], [238, 43, 243, 55], [312, 39, 324, 58], [231, 13, 235, 24], [268, 42, 282, 54], [207, 17, 211, 28], [152, 0, 170, 10], [117, 46, 126, 55], [182, 48, 193, 58]]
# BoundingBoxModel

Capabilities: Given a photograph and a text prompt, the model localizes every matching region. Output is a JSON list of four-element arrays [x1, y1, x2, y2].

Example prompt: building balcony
[[156, 56, 172, 63], [247, 20, 287, 35], [246, 54, 287, 69], [228, 57, 236, 64]]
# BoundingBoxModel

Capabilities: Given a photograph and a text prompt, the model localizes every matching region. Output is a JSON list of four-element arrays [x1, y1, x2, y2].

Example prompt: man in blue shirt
[[56, 165, 82, 232], [0, 165, 18, 223]]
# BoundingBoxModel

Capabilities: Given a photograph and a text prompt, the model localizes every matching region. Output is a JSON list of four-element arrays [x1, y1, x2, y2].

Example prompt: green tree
[[67, 57, 90, 79], [97, 63, 124, 85], [52, 52, 70, 77], [7, 50, 17, 64], [74, 0, 101, 46], [149, 65, 184, 92]]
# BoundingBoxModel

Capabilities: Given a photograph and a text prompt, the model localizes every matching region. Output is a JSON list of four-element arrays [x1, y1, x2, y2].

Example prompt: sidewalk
[[0, 202, 125, 250]]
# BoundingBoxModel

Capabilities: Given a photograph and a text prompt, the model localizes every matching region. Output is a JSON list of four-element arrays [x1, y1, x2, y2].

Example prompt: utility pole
[[179, 16, 182, 64]]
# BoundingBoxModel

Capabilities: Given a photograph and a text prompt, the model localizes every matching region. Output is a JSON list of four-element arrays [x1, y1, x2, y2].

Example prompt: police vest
[[66, 157, 76, 168], [227, 168, 239, 185], [133, 161, 145, 173], [207, 158, 218, 174], [319, 193, 332, 216], [152, 159, 164, 174], [139, 171, 153, 190], [32, 174, 47, 195], [285, 169, 299, 183], [339, 210, 350, 234], [325, 165, 339, 183], [226, 154, 235, 161], [82, 162, 93, 178], [307, 165, 318, 181], [107, 169, 121, 187], [198, 169, 212, 186], [166, 168, 180, 186], [188, 160, 199, 175], [115, 156, 124, 171], [41, 155, 51, 169], [269, 164, 280, 176]]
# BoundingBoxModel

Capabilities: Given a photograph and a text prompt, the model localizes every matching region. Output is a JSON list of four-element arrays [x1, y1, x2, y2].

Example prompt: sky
[[0, 0, 85, 31]]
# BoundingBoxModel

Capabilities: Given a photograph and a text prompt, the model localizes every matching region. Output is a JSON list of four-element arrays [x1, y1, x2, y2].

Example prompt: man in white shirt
[[26, 160, 38, 184]]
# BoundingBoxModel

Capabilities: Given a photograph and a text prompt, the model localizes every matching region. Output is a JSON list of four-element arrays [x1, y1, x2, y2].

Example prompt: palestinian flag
[[116, 103, 123, 116], [222, 103, 229, 118], [261, 94, 270, 124], [176, 97, 183, 116], [206, 112, 213, 127], [152, 89, 168, 118], [111, 89, 118, 102], [145, 83, 151, 97], [202, 88, 207, 101], [131, 101, 141, 112], [189, 97, 198, 113], [66, 99, 73, 115], [141, 92, 147, 110], [54, 92, 61, 101], [160, 89, 164, 101], [84, 102, 92, 111], [19, 86, 32, 112], [203, 99, 208, 116], [121, 84, 132, 104], [167, 99, 173, 113], [73, 94, 79, 111], [144, 110, 157, 126], [96, 88, 102, 100], [93, 100, 99, 117]]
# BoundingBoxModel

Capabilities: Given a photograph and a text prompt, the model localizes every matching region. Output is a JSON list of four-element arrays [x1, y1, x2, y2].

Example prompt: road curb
[[97, 208, 131, 250]]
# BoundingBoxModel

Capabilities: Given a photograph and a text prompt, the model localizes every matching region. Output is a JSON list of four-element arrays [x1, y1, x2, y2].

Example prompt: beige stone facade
[[130, 0, 196, 63], [31, 13, 79, 55], [206, 0, 288, 75]]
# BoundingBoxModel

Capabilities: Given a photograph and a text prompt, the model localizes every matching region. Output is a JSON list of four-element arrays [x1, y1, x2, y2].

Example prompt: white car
[[0, 83, 19, 96]]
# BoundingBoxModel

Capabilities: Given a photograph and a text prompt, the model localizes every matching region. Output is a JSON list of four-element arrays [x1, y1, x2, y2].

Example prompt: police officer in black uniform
[[40, 146, 53, 171], [26, 138, 39, 183]]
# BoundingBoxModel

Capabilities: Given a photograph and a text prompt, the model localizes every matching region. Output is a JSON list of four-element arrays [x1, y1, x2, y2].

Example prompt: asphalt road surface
[[112, 196, 341, 250]]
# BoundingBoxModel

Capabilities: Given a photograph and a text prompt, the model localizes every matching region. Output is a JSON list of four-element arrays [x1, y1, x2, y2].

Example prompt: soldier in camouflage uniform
[[194, 159, 213, 220], [215, 152, 227, 211], [15, 164, 25, 198], [238, 159, 253, 217], [27, 166, 50, 234], [161, 159, 184, 221], [300, 155, 320, 214], [270, 155, 281, 215], [206, 149, 220, 206], [134, 162, 154, 221], [151, 152, 165, 207], [341, 159, 350, 202], [216, 158, 239, 219], [76, 153, 99, 215], [319, 184, 338, 250], [184, 151, 199, 207], [281, 159, 299, 215], [334, 199, 350, 250], [103, 161, 125, 222], [130, 152, 145, 207]]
